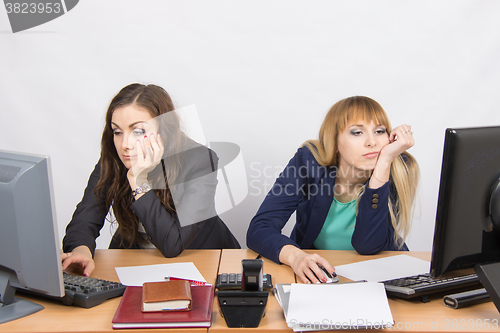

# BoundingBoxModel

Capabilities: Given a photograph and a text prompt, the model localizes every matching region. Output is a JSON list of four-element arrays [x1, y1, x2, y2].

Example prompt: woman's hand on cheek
[[369, 125, 414, 188], [127, 133, 164, 186], [379, 125, 414, 164]]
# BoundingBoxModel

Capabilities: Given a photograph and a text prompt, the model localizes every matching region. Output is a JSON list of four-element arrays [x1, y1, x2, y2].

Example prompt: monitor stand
[[0, 272, 44, 324], [475, 262, 500, 313]]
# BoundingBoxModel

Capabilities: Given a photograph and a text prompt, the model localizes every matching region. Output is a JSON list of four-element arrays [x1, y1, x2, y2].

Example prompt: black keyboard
[[59, 272, 126, 308], [383, 273, 481, 299], [18, 272, 126, 308]]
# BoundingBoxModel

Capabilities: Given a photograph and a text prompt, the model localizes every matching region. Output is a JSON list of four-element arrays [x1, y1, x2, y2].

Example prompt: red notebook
[[112, 285, 214, 329]]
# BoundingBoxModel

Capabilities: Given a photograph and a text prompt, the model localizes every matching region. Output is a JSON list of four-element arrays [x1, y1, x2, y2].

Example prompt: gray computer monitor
[[0, 150, 64, 324]]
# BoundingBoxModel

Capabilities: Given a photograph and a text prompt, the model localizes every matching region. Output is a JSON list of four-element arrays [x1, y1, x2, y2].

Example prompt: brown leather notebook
[[142, 280, 192, 312]]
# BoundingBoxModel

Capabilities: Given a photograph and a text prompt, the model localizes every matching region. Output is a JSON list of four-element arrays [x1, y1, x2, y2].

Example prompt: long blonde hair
[[304, 96, 419, 248]]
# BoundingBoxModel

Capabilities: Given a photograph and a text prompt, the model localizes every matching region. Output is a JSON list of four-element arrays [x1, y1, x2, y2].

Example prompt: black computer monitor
[[0, 150, 64, 324], [430, 126, 500, 278]]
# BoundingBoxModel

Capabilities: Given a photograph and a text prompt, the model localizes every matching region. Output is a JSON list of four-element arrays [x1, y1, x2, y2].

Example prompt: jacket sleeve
[[130, 146, 218, 257], [62, 161, 108, 257], [247, 148, 308, 264], [351, 181, 408, 254]]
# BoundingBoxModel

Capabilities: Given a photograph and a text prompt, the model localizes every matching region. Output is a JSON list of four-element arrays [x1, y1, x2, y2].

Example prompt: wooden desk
[[3, 249, 499, 333], [1, 249, 221, 333], [211, 249, 500, 333]]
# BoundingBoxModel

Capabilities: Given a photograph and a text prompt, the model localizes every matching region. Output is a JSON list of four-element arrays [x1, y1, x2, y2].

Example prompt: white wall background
[[1, 0, 500, 252]]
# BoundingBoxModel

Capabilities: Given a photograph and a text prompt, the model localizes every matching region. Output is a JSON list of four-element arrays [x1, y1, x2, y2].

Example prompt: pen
[[164, 276, 209, 286], [337, 280, 367, 285], [308, 280, 367, 285]]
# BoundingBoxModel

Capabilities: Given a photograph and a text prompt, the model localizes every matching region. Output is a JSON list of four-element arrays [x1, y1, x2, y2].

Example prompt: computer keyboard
[[59, 272, 126, 308], [18, 272, 126, 308], [383, 273, 481, 299]]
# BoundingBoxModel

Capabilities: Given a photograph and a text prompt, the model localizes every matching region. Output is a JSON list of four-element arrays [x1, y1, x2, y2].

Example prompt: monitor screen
[[0, 150, 64, 324], [430, 126, 500, 278]]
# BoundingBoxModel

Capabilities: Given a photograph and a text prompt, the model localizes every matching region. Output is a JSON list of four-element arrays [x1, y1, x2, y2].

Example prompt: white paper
[[335, 254, 430, 282], [286, 282, 393, 331], [275, 284, 292, 319], [115, 262, 206, 286]]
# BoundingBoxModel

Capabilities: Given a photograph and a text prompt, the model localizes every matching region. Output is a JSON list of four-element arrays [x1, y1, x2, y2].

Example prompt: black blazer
[[63, 141, 240, 257]]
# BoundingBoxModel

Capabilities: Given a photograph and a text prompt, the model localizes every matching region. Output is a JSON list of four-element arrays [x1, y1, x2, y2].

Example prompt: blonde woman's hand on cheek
[[369, 125, 414, 188], [61, 245, 95, 277], [279, 245, 335, 284], [127, 133, 164, 187], [378, 125, 414, 163]]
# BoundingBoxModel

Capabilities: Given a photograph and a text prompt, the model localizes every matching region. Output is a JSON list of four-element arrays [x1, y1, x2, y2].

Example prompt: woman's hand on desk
[[279, 245, 335, 284], [61, 245, 95, 277]]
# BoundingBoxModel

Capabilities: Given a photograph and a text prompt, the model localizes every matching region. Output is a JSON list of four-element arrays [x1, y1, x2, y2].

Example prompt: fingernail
[[306, 280, 311, 284], [321, 277, 327, 283], [144, 135, 148, 139]]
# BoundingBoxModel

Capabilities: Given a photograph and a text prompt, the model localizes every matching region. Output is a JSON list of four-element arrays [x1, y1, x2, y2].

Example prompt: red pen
[[164, 276, 208, 286]]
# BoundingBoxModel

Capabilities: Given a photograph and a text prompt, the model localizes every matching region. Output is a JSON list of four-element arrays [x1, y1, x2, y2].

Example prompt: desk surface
[[1, 249, 221, 333], [2, 249, 499, 333], [211, 249, 500, 333]]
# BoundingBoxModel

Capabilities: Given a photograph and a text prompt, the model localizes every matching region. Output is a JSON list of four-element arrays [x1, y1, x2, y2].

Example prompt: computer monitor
[[430, 126, 500, 278], [0, 150, 64, 324]]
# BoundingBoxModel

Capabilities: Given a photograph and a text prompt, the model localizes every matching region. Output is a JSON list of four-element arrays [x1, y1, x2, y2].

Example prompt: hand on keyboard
[[61, 245, 95, 277]]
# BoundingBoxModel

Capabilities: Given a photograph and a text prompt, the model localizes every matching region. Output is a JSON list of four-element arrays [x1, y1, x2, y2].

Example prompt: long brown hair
[[304, 96, 419, 247], [95, 83, 187, 246]]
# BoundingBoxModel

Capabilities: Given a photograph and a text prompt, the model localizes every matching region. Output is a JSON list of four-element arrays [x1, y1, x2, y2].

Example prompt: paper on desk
[[286, 282, 393, 331], [274, 284, 292, 319], [334, 254, 430, 282], [115, 262, 206, 286]]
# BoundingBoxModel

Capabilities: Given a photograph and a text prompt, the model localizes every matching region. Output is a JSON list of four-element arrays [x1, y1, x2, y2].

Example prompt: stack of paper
[[276, 282, 394, 332], [274, 284, 292, 318]]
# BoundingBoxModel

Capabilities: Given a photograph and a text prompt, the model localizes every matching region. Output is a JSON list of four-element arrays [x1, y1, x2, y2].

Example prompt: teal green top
[[313, 198, 356, 250]]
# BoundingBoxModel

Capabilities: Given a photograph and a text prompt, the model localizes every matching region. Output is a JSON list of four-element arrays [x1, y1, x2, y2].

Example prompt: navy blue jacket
[[246, 146, 408, 264]]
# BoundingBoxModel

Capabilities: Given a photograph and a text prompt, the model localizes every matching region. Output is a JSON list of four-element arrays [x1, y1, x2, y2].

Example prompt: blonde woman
[[247, 96, 419, 284]]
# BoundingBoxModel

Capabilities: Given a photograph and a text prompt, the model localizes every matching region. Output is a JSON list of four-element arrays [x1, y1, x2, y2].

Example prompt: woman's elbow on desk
[[156, 243, 184, 258], [352, 240, 387, 256]]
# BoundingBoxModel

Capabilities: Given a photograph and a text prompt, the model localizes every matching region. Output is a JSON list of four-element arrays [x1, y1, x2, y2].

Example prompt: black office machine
[[217, 259, 269, 327]]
